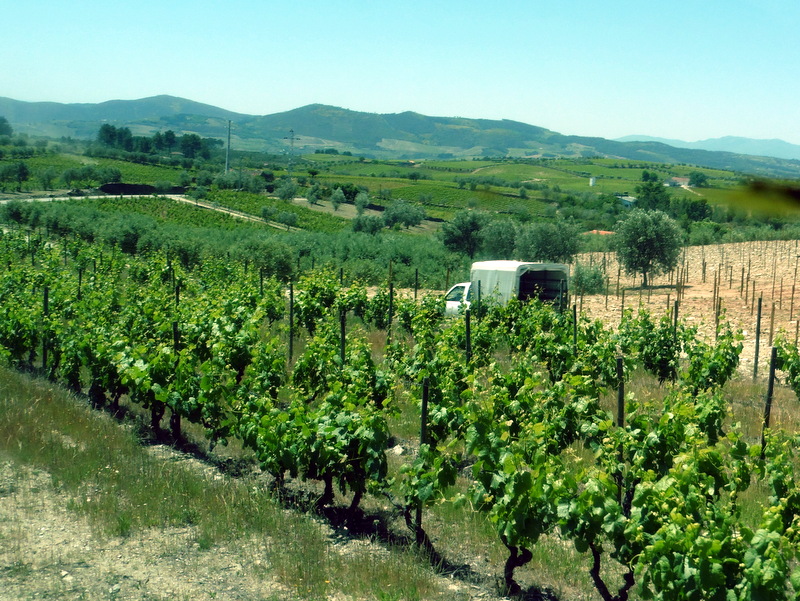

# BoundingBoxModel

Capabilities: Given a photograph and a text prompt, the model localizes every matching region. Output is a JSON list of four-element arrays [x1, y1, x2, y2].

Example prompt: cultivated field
[[579, 239, 800, 373]]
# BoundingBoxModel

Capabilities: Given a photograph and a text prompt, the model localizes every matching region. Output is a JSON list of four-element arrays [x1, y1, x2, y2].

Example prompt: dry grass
[[0, 367, 471, 601]]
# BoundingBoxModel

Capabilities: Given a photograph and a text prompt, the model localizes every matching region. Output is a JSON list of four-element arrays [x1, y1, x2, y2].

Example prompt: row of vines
[[3, 228, 800, 600]]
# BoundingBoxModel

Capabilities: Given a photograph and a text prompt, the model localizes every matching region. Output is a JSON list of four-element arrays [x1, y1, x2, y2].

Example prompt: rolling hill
[[2, 95, 800, 178]]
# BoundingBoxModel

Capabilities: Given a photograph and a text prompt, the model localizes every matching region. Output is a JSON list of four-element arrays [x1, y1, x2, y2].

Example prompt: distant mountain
[[616, 134, 800, 162], [2, 95, 800, 178], [0, 95, 245, 140]]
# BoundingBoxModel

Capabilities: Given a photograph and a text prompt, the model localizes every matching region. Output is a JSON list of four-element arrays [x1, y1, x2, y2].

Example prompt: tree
[[276, 211, 298, 230], [306, 183, 323, 206], [481, 219, 517, 258], [276, 179, 298, 202], [515, 218, 580, 263], [261, 206, 277, 222], [97, 123, 117, 146], [330, 188, 346, 211], [439, 210, 488, 258], [354, 191, 370, 215], [1, 162, 30, 191], [180, 134, 203, 159], [163, 130, 176, 152], [382, 200, 425, 229], [614, 209, 683, 287], [634, 180, 671, 211], [0, 116, 12, 137], [97, 166, 122, 185], [39, 167, 59, 190], [352, 214, 384, 235], [688, 171, 709, 187]]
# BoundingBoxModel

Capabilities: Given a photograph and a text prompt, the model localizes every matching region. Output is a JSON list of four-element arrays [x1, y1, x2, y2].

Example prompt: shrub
[[571, 262, 605, 295]]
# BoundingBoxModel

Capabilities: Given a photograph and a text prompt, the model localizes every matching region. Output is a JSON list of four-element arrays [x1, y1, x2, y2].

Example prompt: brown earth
[[577, 239, 800, 375]]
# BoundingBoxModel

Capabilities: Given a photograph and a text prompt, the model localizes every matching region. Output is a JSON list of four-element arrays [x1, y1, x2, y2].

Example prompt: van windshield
[[445, 285, 466, 302]]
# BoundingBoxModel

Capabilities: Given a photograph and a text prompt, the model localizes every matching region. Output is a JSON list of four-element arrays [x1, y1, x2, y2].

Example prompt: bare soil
[[0, 459, 289, 601], [577, 239, 800, 373]]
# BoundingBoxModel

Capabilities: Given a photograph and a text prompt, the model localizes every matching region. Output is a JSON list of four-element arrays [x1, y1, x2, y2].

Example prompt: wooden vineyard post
[[339, 308, 346, 364], [760, 347, 778, 461], [754, 295, 763, 380], [617, 356, 625, 428], [616, 355, 625, 504], [171, 320, 181, 440], [416, 377, 430, 547], [387, 281, 394, 342], [769, 302, 776, 347], [42, 286, 49, 371], [573, 304, 578, 352], [288, 282, 294, 362], [672, 300, 680, 342], [465, 309, 472, 363]]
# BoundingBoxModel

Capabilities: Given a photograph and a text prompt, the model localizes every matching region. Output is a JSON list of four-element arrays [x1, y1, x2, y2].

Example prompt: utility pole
[[284, 129, 295, 179]]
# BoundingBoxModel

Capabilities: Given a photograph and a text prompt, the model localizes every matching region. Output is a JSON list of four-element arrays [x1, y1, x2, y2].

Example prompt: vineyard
[[4, 228, 800, 601]]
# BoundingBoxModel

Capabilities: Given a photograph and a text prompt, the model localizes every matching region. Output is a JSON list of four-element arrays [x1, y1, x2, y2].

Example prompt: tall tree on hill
[[180, 134, 203, 159], [163, 130, 176, 152], [0, 116, 12, 137], [614, 209, 682, 287]]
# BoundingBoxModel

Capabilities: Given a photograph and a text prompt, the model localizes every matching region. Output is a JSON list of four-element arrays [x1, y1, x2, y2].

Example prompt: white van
[[444, 260, 569, 315]]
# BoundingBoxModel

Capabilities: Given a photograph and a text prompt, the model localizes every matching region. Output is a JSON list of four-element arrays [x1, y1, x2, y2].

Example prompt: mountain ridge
[[616, 134, 800, 162], [2, 95, 799, 178]]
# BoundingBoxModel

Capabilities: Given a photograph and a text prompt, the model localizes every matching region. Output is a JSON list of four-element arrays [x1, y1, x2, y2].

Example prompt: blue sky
[[3, 1, 800, 144]]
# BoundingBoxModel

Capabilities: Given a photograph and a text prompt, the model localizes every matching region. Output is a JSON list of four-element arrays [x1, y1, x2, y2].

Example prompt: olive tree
[[614, 209, 683, 287], [330, 188, 346, 211], [276, 179, 298, 202], [515, 218, 580, 264], [439, 210, 488, 258]]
